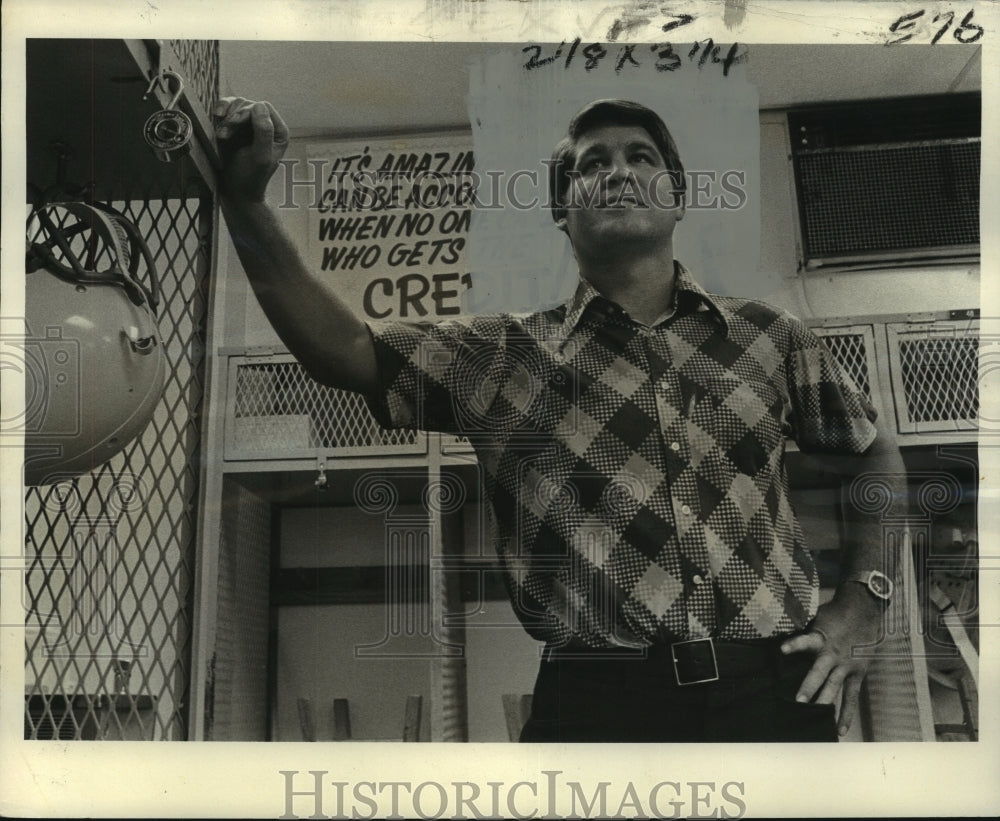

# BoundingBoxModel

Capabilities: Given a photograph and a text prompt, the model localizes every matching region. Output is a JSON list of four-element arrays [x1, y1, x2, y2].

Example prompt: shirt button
[[681, 504, 692, 515], [669, 441, 680, 452], [692, 574, 705, 586]]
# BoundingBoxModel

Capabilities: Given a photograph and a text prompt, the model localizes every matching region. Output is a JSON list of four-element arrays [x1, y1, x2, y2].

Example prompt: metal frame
[[124, 38, 229, 744]]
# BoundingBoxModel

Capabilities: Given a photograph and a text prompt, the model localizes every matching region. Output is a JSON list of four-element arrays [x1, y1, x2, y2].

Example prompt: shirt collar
[[558, 261, 730, 344]]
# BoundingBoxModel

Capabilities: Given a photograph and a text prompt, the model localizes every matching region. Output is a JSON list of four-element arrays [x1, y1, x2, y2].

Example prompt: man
[[215, 96, 905, 742]]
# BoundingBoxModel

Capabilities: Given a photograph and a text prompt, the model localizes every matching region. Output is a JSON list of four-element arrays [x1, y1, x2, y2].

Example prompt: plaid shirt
[[365, 264, 878, 648]]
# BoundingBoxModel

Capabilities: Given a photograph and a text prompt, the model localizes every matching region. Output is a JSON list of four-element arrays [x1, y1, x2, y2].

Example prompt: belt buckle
[[671, 637, 719, 685]]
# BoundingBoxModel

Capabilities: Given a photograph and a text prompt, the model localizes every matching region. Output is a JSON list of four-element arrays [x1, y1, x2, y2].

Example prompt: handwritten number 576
[[887, 9, 984, 45]]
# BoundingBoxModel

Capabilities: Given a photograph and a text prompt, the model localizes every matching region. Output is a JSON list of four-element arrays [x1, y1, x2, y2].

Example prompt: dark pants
[[520, 639, 838, 743]]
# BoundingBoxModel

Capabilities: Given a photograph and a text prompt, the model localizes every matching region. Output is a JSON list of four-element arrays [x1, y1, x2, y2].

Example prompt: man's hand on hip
[[779, 585, 884, 737]]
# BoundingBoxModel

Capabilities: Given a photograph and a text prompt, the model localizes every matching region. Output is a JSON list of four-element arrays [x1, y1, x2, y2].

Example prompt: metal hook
[[143, 69, 185, 111], [142, 69, 193, 162]]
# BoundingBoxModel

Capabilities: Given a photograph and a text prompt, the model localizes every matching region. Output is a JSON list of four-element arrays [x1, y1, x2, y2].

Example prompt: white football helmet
[[23, 202, 166, 485]]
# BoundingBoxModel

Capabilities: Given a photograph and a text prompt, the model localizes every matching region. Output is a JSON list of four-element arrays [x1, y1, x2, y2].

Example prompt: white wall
[[274, 505, 437, 741], [464, 606, 542, 742], [275, 604, 436, 741]]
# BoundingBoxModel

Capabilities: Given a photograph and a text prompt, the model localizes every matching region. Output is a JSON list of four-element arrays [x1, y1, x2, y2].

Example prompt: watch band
[[842, 569, 894, 601]]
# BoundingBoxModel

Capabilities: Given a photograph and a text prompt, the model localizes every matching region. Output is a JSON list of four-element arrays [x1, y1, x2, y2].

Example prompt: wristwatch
[[842, 570, 894, 602]]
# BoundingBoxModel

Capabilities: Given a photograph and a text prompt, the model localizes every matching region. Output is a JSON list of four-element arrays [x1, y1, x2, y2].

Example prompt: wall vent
[[789, 94, 980, 269]]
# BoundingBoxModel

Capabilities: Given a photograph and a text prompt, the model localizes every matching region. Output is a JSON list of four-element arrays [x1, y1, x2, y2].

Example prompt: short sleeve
[[363, 315, 511, 435], [785, 320, 878, 453]]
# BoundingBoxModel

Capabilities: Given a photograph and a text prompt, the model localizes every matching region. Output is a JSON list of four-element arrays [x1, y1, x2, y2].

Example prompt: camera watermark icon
[[0, 322, 82, 439], [37, 470, 150, 525], [515, 462, 653, 553], [972, 330, 1000, 438]]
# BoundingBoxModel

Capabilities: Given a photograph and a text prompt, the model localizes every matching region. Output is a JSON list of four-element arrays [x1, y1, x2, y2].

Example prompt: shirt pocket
[[697, 375, 787, 476]]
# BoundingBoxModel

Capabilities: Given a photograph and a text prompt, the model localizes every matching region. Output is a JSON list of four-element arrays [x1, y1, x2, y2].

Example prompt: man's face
[[556, 123, 685, 259]]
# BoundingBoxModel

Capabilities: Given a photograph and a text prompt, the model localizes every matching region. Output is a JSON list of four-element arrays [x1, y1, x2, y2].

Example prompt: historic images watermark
[[278, 161, 749, 214], [278, 769, 748, 820]]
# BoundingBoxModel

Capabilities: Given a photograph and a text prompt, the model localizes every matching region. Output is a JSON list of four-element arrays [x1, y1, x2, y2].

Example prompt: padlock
[[142, 69, 193, 162]]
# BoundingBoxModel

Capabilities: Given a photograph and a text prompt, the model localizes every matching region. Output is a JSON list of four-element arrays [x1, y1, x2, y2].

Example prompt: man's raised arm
[[213, 97, 378, 395]]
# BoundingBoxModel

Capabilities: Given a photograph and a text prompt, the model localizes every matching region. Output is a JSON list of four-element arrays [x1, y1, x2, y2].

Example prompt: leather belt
[[543, 636, 787, 686]]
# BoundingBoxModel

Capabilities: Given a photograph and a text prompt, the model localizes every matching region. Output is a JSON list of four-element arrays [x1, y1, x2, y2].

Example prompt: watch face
[[869, 572, 892, 599]]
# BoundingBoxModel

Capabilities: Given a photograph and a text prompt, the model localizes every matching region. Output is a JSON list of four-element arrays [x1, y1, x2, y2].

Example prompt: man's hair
[[548, 99, 686, 223]]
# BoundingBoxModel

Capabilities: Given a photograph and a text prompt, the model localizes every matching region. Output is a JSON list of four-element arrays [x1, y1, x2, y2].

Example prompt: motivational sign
[[307, 133, 475, 321]]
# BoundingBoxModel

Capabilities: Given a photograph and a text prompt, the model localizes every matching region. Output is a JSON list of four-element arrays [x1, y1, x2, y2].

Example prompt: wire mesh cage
[[24, 39, 219, 740], [23, 187, 212, 740], [22, 37, 219, 741], [900, 337, 978, 424], [225, 355, 424, 459]]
